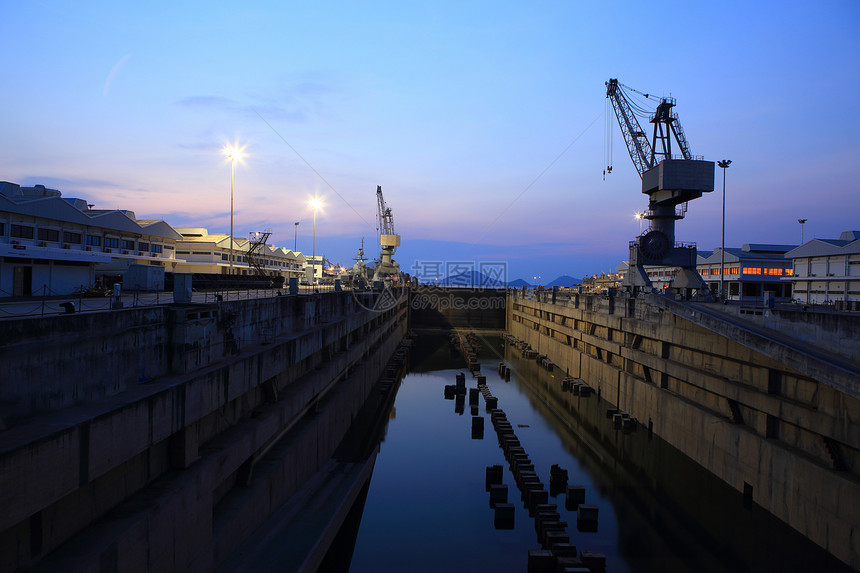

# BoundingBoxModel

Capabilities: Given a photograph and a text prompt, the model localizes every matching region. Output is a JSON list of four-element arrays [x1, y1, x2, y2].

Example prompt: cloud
[[175, 72, 341, 125]]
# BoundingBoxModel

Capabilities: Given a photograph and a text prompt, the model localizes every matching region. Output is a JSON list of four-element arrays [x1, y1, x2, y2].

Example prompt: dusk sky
[[2, 1, 858, 282]]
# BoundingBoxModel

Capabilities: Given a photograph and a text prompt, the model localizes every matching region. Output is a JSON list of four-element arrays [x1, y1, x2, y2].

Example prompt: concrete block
[[485, 465, 504, 490], [551, 542, 578, 558], [527, 549, 554, 573], [528, 489, 549, 510], [580, 551, 606, 571], [566, 485, 586, 510], [494, 503, 515, 529], [543, 529, 569, 549], [577, 504, 599, 532], [489, 484, 508, 506]]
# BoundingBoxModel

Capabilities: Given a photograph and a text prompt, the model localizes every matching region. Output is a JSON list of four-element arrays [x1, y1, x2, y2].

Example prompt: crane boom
[[376, 185, 396, 238], [606, 79, 652, 177]]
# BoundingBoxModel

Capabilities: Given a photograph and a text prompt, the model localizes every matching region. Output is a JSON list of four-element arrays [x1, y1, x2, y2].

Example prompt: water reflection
[[339, 334, 850, 572]]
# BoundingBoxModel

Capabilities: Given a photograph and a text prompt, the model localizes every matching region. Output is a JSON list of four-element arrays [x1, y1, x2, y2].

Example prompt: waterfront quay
[[1, 286, 858, 571], [507, 288, 860, 570], [0, 289, 407, 571]]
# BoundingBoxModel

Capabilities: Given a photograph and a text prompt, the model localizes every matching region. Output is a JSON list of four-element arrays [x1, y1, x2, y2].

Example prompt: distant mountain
[[437, 270, 506, 287], [545, 275, 581, 288], [507, 278, 531, 288]]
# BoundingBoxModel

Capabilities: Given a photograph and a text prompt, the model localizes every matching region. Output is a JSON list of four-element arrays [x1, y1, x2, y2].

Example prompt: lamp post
[[798, 218, 807, 244], [718, 159, 732, 300], [223, 145, 245, 275], [294, 221, 299, 252], [308, 198, 323, 284], [634, 211, 645, 234]]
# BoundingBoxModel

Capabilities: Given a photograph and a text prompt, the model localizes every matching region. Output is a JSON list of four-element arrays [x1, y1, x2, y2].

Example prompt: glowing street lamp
[[223, 144, 246, 275], [308, 197, 324, 284], [634, 211, 646, 234], [718, 159, 732, 300]]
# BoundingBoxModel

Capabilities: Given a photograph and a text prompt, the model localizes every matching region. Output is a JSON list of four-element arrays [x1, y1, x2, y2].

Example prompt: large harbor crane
[[606, 79, 714, 293]]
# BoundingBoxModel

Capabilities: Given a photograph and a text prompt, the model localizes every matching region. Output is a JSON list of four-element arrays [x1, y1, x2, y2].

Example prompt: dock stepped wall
[[507, 290, 860, 570], [0, 292, 407, 571]]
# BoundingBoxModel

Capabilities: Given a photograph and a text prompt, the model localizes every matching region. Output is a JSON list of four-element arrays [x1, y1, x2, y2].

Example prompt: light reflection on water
[[347, 337, 630, 573]]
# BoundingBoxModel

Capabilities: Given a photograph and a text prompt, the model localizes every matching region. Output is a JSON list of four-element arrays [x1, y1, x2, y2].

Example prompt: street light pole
[[312, 208, 317, 284], [223, 145, 245, 275], [718, 159, 732, 300], [798, 218, 807, 244], [230, 158, 234, 275], [294, 221, 299, 252], [308, 198, 323, 285]]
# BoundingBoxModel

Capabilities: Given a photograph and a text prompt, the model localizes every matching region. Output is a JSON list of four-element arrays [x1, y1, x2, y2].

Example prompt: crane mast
[[605, 79, 715, 296]]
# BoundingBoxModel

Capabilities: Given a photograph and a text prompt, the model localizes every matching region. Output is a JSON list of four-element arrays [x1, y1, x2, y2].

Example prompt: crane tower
[[606, 79, 714, 294]]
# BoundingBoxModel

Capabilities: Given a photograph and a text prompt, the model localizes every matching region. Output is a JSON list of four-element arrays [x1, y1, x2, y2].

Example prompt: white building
[[173, 228, 307, 282], [0, 182, 182, 297], [785, 231, 860, 306]]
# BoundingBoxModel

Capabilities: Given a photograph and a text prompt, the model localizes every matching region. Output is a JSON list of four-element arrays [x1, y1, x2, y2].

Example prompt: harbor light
[[223, 144, 246, 275], [308, 196, 324, 284]]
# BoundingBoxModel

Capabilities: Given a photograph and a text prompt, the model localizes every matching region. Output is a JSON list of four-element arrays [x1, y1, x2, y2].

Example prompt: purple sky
[[2, 1, 858, 281]]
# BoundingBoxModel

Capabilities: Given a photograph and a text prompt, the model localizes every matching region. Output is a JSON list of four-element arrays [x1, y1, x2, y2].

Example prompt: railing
[[0, 282, 350, 319]]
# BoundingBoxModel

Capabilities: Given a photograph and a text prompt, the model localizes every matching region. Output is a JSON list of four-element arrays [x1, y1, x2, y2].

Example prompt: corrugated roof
[[785, 234, 860, 258], [1, 182, 182, 240]]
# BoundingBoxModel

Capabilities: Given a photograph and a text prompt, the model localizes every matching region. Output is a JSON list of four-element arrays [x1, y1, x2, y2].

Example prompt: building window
[[0, 222, 4, 236], [11, 224, 35, 239], [177, 251, 191, 255], [37, 228, 61, 242], [742, 267, 762, 275], [105, 237, 120, 248], [121, 239, 135, 250], [222, 254, 228, 261], [86, 235, 102, 246], [64, 231, 82, 244], [138, 242, 150, 252], [151, 244, 162, 253], [164, 245, 174, 250]]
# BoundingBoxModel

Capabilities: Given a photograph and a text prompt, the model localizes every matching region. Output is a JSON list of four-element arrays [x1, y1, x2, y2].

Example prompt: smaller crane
[[373, 185, 401, 282]]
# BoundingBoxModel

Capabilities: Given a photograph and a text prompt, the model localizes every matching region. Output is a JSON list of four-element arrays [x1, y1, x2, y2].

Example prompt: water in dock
[[323, 334, 851, 572]]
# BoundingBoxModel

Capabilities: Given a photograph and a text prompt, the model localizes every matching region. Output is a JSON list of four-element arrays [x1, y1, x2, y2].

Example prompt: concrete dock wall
[[409, 286, 506, 330], [0, 291, 407, 571], [507, 290, 860, 570]]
